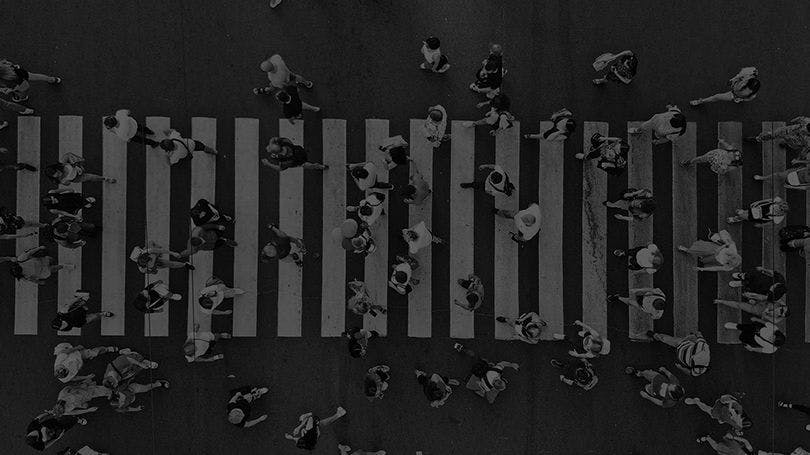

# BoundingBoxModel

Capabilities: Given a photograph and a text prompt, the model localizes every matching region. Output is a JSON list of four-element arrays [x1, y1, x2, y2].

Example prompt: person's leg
[[459, 180, 483, 189], [651, 333, 683, 348], [686, 398, 715, 415], [700, 436, 725, 453], [301, 162, 328, 170], [78, 173, 115, 183], [691, 91, 735, 105], [301, 101, 320, 112], [84, 312, 106, 325], [789, 404, 810, 416], [493, 208, 515, 218], [714, 299, 757, 313], [754, 170, 789, 181], [0, 97, 29, 114], [27, 72, 59, 84], [319, 407, 346, 427]]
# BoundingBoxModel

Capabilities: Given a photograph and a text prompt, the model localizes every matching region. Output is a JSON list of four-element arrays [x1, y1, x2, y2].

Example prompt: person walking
[[227, 386, 269, 428], [780, 225, 810, 253], [624, 366, 684, 408], [415, 369, 459, 408], [552, 320, 611, 359], [495, 312, 546, 344], [42, 188, 95, 217], [179, 223, 238, 258], [285, 407, 347, 451], [347, 160, 394, 191], [684, 394, 751, 435], [262, 136, 328, 171], [388, 254, 420, 295], [419, 36, 450, 73], [754, 165, 810, 190], [727, 197, 788, 226], [423, 104, 449, 148], [130, 241, 194, 274], [0, 205, 44, 240], [729, 267, 786, 302], [49, 213, 99, 249], [723, 317, 785, 354], [469, 43, 504, 98], [603, 188, 655, 222], [715, 299, 788, 325], [2, 245, 70, 285], [452, 273, 484, 312], [455, 344, 520, 404], [56, 445, 109, 455], [493, 203, 541, 244], [273, 85, 320, 123], [463, 97, 515, 136], [401, 161, 431, 205], [628, 104, 687, 145], [691, 67, 760, 106], [647, 331, 710, 377], [745, 116, 810, 155], [402, 221, 445, 254], [190, 198, 233, 226], [44, 153, 116, 186], [680, 139, 742, 174], [378, 135, 410, 170], [347, 279, 386, 317], [184, 322, 231, 363], [459, 164, 516, 198], [347, 192, 385, 228], [101, 349, 158, 389], [577, 133, 628, 175], [51, 377, 112, 416], [0, 58, 61, 102], [612, 243, 663, 274], [53, 343, 118, 383], [0, 160, 37, 174], [103, 109, 158, 147], [260, 224, 309, 268], [158, 128, 217, 165], [364, 365, 391, 402], [592, 50, 637, 86], [198, 276, 245, 316], [609, 288, 666, 320], [696, 433, 755, 455], [256, 54, 314, 92], [51, 291, 114, 332], [524, 108, 577, 142], [26, 411, 86, 451], [678, 229, 741, 272], [342, 327, 379, 358], [109, 379, 170, 413], [550, 357, 598, 391]]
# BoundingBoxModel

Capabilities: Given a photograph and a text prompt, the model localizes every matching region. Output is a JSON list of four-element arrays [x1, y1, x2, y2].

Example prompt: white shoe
[[170, 293, 182, 301], [335, 406, 347, 417], [723, 322, 738, 330], [462, 121, 474, 128], [627, 127, 641, 134], [269, 0, 282, 7]]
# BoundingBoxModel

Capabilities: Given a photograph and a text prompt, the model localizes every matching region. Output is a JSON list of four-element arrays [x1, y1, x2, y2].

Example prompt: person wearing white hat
[[494, 203, 541, 243], [53, 343, 118, 384], [402, 221, 445, 255]]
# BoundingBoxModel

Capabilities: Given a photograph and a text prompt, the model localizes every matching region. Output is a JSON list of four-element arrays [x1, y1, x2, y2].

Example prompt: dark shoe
[[607, 294, 621, 304], [299, 80, 314, 89], [743, 136, 759, 144], [16, 162, 37, 172], [51, 77, 62, 85], [460, 182, 474, 189], [11, 93, 28, 103], [679, 159, 692, 167], [496, 316, 507, 323], [223, 215, 234, 223], [376, 182, 394, 190], [612, 249, 626, 257], [185, 262, 195, 271], [646, 330, 656, 339]]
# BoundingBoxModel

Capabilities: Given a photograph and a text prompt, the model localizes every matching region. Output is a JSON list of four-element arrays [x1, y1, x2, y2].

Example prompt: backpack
[[676, 336, 710, 376], [779, 225, 810, 252]]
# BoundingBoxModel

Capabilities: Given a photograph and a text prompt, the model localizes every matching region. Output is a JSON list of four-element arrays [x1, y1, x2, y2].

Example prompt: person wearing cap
[[524, 108, 577, 142], [184, 322, 231, 363], [423, 104, 449, 148], [261, 136, 328, 171], [459, 164, 516, 198], [613, 243, 663, 274], [647, 330, 710, 377], [452, 273, 484, 312], [684, 394, 751, 435], [347, 160, 394, 191], [347, 192, 385, 228], [550, 357, 598, 391], [157, 128, 217, 165], [727, 197, 789, 226], [402, 221, 445, 255], [51, 292, 114, 332], [102, 109, 158, 147], [552, 319, 611, 359], [131, 280, 182, 315], [628, 104, 687, 145], [609, 288, 666, 320], [379, 135, 411, 170], [419, 36, 450, 73], [494, 203, 541, 244], [261, 223, 309, 267], [51, 376, 112, 416], [109, 378, 169, 413], [415, 369, 459, 408], [389, 255, 420, 295], [227, 386, 269, 428], [190, 198, 233, 226], [624, 365, 684, 408], [363, 365, 391, 401], [723, 317, 785, 354], [342, 327, 379, 359], [401, 161, 431, 205], [178, 223, 238, 258], [129, 241, 194, 274], [255, 54, 313, 92], [198, 276, 245, 316], [347, 279, 386, 317], [496, 312, 546, 344], [53, 343, 118, 384], [678, 229, 741, 272]]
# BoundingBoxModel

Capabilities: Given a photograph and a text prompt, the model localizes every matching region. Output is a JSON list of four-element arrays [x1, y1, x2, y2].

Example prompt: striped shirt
[[676, 333, 710, 376]]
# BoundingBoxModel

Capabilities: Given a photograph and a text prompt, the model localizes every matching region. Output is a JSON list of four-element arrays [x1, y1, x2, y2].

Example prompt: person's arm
[[0, 231, 37, 240], [495, 361, 519, 371], [211, 309, 232, 315], [117, 405, 144, 413], [639, 391, 664, 407], [559, 375, 574, 385], [16, 245, 45, 262], [658, 366, 677, 382], [478, 164, 496, 171], [574, 320, 598, 336], [696, 265, 733, 272], [243, 414, 268, 428], [64, 406, 98, 415], [568, 350, 593, 359]]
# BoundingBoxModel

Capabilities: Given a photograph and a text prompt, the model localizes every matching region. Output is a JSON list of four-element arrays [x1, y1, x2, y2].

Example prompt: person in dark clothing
[[261, 224, 309, 267], [729, 267, 786, 302], [0, 205, 44, 239], [469, 44, 504, 98], [271, 85, 320, 123], [778, 400, 810, 431], [576, 133, 628, 176], [261, 136, 328, 171], [285, 407, 347, 451], [42, 188, 96, 217], [131, 280, 182, 314], [25, 411, 84, 451], [190, 199, 233, 226], [227, 386, 269, 428], [51, 292, 114, 332], [342, 327, 379, 358], [48, 213, 99, 249], [0, 161, 37, 173], [179, 223, 237, 258], [779, 225, 810, 253], [592, 50, 638, 85], [551, 357, 598, 390]]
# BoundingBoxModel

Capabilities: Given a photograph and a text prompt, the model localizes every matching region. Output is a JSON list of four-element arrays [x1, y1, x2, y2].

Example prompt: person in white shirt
[[389, 255, 420, 295], [254, 54, 313, 94], [53, 343, 118, 383], [628, 104, 687, 144], [419, 36, 450, 73], [609, 288, 666, 320], [102, 109, 158, 147], [724, 318, 785, 354], [727, 197, 789, 226], [347, 161, 393, 191], [494, 203, 541, 243], [402, 221, 445, 255], [459, 164, 515, 197], [613, 243, 664, 274], [158, 128, 217, 165], [347, 192, 385, 228], [183, 323, 231, 362], [691, 67, 760, 105], [198, 276, 245, 316], [423, 105, 448, 148]]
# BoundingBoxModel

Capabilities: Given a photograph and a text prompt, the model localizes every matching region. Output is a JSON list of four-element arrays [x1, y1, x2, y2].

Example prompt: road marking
[[537, 121, 564, 339], [57, 116, 83, 336], [101, 117, 127, 336], [449, 120, 475, 339], [761, 122, 787, 335], [14, 117, 40, 335], [277, 119, 303, 337], [627, 122, 653, 339], [144, 117, 171, 336], [672, 123, 698, 337], [232, 118, 259, 337], [581, 122, 608, 336], [363, 119, 389, 336], [408, 119, 433, 337], [494, 122, 520, 339], [187, 118, 217, 335], [716, 122, 742, 344], [321, 119, 347, 337]]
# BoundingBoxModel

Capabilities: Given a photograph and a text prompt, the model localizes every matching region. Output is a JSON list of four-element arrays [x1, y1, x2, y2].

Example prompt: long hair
[[0, 60, 16, 83]]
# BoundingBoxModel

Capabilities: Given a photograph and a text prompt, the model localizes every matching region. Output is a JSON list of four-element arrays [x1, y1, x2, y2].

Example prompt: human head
[[349, 343, 366, 358], [364, 377, 378, 397], [102, 376, 117, 389], [41, 195, 59, 207], [400, 185, 416, 200], [351, 167, 369, 179], [198, 296, 214, 310], [275, 90, 291, 104], [667, 384, 685, 401], [358, 205, 373, 217], [136, 253, 151, 267], [525, 324, 541, 339], [54, 365, 69, 379], [465, 293, 479, 305], [730, 150, 743, 167], [489, 43, 503, 56], [747, 78, 761, 92], [520, 214, 536, 226], [491, 377, 506, 391], [774, 200, 790, 215], [651, 254, 664, 267], [260, 244, 277, 262], [351, 236, 366, 250], [404, 230, 418, 241], [159, 139, 176, 152], [259, 58, 277, 73], [103, 116, 119, 129], [228, 408, 246, 425], [651, 298, 665, 311], [575, 366, 592, 383], [489, 171, 503, 185], [51, 318, 69, 331], [427, 383, 444, 400], [429, 109, 444, 122], [183, 340, 196, 357], [43, 164, 64, 183], [424, 36, 440, 50], [670, 113, 686, 129], [393, 270, 408, 284], [484, 60, 498, 72], [53, 221, 69, 236]]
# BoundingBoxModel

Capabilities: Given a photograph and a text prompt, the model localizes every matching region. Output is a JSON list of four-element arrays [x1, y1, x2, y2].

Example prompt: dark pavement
[[2, 1, 810, 454]]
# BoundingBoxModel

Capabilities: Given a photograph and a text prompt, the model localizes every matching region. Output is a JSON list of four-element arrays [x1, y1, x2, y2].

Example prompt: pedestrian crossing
[[7, 116, 803, 343]]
